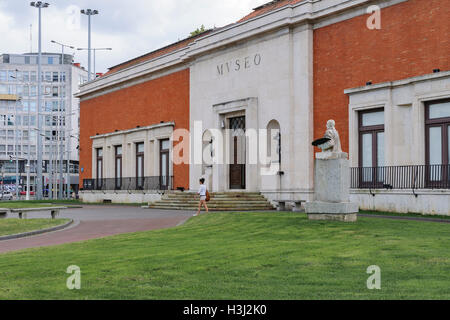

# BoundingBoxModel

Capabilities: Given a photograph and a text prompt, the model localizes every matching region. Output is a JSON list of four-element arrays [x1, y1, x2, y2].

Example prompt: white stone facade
[[77, 0, 449, 214], [90, 123, 174, 180], [189, 25, 314, 202], [346, 72, 450, 215]]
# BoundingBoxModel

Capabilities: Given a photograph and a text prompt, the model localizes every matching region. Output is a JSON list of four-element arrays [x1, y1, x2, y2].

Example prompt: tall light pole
[[30, 1, 49, 200], [77, 47, 111, 78], [51, 40, 74, 199], [11, 69, 21, 199], [80, 9, 99, 81]]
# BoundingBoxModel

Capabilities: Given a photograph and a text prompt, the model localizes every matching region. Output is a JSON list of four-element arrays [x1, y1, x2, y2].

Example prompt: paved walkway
[[0, 206, 193, 254]]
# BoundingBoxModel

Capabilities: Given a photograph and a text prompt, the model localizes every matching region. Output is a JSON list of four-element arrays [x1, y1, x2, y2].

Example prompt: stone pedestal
[[305, 152, 359, 222]]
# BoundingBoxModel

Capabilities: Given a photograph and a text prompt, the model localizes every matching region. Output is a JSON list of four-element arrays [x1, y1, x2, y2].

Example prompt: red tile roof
[[238, 0, 305, 22], [105, 30, 212, 75]]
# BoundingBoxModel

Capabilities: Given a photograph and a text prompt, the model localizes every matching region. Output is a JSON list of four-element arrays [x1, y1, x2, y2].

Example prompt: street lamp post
[[80, 9, 99, 81], [51, 40, 74, 199], [30, 1, 49, 200], [14, 93, 21, 200], [11, 69, 21, 200], [77, 48, 111, 78]]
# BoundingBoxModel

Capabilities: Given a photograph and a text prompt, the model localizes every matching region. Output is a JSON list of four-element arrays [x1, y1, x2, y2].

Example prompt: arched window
[[267, 120, 281, 164], [202, 130, 213, 174]]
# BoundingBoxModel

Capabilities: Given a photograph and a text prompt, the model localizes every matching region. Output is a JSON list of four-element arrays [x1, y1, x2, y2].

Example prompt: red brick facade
[[79, 69, 190, 189], [313, 0, 450, 153]]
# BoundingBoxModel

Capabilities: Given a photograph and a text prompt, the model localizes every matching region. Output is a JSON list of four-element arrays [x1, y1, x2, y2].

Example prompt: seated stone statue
[[312, 120, 346, 159]]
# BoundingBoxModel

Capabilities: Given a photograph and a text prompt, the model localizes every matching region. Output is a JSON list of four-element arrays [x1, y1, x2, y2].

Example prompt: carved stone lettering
[[216, 53, 261, 76]]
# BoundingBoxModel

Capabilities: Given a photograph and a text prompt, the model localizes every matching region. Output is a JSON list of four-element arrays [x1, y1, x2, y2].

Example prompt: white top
[[198, 184, 207, 196]]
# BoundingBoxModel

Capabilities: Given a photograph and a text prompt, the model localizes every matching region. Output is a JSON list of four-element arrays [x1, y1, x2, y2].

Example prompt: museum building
[[77, 0, 450, 214]]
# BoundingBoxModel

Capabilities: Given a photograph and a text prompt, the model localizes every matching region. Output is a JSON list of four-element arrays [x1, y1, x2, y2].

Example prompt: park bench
[[0, 208, 8, 218], [9, 207, 68, 219], [274, 200, 305, 212]]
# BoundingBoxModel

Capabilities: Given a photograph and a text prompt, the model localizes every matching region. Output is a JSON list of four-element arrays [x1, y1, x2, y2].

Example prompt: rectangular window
[[0, 71, 6, 81], [30, 86, 37, 96], [115, 146, 122, 189], [52, 72, 59, 82], [425, 99, 450, 186], [48, 57, 54, 65], [136, 143, 145, 189], [16, 71, 22, 81], [160, 139, 170, 190], [29, 101, 36, 112], [23, 71, 29, 82], [359, 109, 385, 185], [30, 71, 37, 82], [45, 72, 51, 82], [52, 86, 58, 97], [8, 71, 15, 82], [96, 148, 103, 187]]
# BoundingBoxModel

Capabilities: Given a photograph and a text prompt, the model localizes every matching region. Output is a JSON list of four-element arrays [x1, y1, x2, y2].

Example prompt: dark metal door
[[229, 116, 246, 189]]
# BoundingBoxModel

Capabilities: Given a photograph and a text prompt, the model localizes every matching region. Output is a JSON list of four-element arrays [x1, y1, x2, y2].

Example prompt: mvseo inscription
[[217, 53, 261, 76]]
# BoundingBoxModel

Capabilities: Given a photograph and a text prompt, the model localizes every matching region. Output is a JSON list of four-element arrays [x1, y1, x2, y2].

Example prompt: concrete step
[[159, 200, 271, 205], [149, 206, 274, 211], [151, 191, 275, 211], [151, 202, 273, 208], [163, 194, 266, 199]]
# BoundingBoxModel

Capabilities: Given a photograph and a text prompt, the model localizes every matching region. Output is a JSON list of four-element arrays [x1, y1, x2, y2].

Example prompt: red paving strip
[[0, 217, 188, 254]]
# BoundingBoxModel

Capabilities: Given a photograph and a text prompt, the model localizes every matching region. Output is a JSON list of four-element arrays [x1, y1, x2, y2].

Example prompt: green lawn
[[0, 212, 448, 300], [0, 219, 70, 237]]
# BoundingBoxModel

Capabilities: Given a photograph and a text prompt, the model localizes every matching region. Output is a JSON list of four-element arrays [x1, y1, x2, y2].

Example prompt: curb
[[358, 214, 450, 224], [0, 219, 75, 241]]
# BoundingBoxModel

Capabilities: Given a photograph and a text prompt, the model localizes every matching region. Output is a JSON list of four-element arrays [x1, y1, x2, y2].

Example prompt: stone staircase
[[148, 191, 275, 211]]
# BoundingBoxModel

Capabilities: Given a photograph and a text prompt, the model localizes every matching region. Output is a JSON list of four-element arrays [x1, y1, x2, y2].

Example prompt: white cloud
[[0, 0, 267, 73]]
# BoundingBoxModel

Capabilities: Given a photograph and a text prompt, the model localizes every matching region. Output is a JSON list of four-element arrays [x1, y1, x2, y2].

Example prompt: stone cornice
[[77, 0, 398, 99], [90, 122, 175, 140], [344, 71, 450, 95]]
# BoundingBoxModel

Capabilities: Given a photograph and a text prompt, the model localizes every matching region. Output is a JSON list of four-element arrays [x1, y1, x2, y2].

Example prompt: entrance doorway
[[229, 116, 246, 189]]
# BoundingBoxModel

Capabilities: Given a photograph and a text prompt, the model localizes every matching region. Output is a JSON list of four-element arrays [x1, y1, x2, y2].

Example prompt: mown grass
[[0, 212, 448, 300], [0, 219, 70, 237]]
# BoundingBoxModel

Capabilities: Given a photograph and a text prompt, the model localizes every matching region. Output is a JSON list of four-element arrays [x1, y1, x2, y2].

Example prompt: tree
[[190, 25, 206, 37]]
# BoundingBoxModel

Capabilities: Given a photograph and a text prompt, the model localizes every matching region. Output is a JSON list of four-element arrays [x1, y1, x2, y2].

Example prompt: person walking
[[195, 178, 209, 216]]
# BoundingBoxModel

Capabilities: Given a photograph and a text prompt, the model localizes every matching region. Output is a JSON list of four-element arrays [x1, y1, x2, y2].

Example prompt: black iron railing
[[82, 176, 174, 191], [351, 165, 450, 190]]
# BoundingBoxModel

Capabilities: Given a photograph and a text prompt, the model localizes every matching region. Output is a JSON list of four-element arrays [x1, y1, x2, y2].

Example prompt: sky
[[0, 0, 268, 73]]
